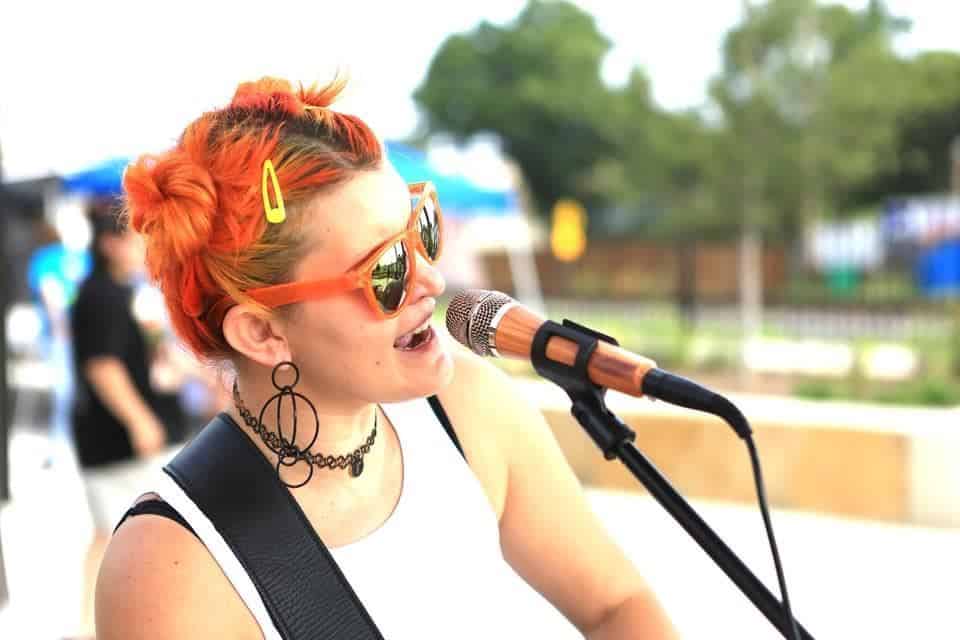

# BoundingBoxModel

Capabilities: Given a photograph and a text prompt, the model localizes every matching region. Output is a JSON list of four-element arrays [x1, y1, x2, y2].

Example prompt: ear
[[221, 305, 291, 368]]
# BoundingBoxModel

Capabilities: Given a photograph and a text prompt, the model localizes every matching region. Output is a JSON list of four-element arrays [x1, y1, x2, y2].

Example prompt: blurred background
[[2, 0, 959, 638]]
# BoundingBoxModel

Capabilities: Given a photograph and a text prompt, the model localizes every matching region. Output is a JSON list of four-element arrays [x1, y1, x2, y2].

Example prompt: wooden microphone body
[[491, 304, 657, 398]]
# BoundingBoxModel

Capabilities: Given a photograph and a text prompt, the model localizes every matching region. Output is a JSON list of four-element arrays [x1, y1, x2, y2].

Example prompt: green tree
[[587, 70, 718, 239], [415, 0, 956, 244], [701, 0, 913, 373], [847, 51, 960, 204], [413, 0, 669, 220], [708, 0, 911, 239]]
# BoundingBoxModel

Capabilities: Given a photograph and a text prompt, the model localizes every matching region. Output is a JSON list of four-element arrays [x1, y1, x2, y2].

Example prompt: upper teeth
[[394, 319, 431, 348], [410, 319, 430, 336]]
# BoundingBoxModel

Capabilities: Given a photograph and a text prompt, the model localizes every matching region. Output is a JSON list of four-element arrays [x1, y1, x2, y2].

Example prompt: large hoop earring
[[257, 361, 320, 488], [233, 361, 379, 486]]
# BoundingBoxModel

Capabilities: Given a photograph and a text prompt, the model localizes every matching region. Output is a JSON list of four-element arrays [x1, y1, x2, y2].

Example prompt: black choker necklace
[[232, 362, 378, 487]]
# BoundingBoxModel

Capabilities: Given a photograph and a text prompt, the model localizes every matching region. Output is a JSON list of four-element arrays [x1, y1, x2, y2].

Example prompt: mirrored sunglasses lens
[[371, 240, 409, 313], [416, 196, 440, 260]]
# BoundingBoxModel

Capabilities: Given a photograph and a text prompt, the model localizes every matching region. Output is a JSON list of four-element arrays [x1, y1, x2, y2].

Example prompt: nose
[[409, 252, 445, 301]]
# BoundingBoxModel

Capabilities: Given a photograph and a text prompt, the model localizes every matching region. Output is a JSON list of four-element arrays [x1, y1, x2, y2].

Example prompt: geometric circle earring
[[232, 361, 378, 488]]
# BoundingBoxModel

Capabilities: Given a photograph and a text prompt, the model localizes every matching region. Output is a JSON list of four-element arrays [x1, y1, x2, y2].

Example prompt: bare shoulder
[[438, 343, 546, 431], [440, 342, 507, 393], [96, 508, 259, 640], [434, 343, 548, 518], [436, 344, 516, 431]]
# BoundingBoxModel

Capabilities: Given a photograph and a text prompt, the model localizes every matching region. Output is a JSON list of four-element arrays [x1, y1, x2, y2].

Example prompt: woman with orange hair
[[95, 77, 678, 639]]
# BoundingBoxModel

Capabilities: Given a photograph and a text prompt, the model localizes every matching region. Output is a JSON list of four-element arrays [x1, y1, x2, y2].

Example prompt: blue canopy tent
[[384, 142, 517, 217], [60, 157, 133, 198]]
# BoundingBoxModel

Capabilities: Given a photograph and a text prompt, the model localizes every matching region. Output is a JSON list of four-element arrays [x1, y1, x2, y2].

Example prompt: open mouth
[[394, 320, 434, 351]]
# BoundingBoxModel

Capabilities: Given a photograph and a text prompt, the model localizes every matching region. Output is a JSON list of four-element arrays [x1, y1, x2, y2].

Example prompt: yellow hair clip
[[261, 158, 286, 224]]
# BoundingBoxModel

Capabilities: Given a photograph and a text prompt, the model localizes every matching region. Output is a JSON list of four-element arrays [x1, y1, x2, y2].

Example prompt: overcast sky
[[1, 0, 957, 181]]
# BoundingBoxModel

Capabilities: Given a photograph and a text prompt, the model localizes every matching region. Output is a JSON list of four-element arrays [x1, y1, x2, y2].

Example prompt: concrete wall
[[524, 379, 960, 527]]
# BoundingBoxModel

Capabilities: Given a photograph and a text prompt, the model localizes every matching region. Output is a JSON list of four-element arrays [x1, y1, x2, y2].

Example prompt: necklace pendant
[[350, 457, 364, 477]]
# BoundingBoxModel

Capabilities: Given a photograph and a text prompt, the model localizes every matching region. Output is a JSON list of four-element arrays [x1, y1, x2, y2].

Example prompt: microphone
[[446, 289, 656, 397], [445, 289, 751, 439]]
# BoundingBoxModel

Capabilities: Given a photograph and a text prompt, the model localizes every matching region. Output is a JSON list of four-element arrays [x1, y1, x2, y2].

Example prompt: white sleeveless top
[[150, 397, 583, 639]]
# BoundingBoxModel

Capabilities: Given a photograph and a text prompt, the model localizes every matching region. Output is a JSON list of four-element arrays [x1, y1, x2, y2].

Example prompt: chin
[[429, 353, 456, 390], [418, 353, 456, 397], [390, 337, 455, 400]]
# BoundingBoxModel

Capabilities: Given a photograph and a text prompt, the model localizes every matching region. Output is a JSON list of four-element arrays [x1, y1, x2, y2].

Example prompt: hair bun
[[124, 150, 218, 263], [230, 77, 302, 116], [228, 75, 350, 118]]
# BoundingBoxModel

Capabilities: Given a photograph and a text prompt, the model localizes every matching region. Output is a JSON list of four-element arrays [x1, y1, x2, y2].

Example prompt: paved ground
[[1, 424, 957, 639]]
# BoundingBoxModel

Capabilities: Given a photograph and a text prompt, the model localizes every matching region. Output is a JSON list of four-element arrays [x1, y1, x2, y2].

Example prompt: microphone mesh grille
[[446, 290, 513, 356], [445, 290, 482, 347], [469, 291, 513, 356]]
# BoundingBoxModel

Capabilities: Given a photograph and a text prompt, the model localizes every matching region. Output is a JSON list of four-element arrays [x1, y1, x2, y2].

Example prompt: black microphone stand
[[530, 319, 815, 640]]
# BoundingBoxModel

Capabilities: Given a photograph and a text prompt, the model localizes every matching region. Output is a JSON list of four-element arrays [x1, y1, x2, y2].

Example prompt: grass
[[793, 377, 960, 407]]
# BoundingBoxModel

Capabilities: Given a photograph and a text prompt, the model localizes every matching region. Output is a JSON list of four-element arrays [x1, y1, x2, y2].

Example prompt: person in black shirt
[[69, 207, 169, 638]]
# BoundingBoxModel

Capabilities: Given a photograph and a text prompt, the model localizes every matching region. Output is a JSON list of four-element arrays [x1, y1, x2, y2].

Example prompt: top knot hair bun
[[230, 77, 304, 116], [228, 75, 348, 117]]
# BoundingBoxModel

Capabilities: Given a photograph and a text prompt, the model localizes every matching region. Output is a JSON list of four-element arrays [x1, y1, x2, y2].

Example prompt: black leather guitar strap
[[164, 413, 385, 640]]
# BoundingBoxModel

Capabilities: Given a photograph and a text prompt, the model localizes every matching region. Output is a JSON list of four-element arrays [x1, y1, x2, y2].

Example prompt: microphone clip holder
[[530, 320, 635, 460]]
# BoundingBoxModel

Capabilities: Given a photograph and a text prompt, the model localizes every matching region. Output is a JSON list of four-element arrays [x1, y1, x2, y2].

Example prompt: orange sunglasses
[[209, 181, 443, 324]]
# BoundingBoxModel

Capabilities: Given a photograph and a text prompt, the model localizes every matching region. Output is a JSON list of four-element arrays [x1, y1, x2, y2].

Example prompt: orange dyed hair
[[123, 76, 383, 359]]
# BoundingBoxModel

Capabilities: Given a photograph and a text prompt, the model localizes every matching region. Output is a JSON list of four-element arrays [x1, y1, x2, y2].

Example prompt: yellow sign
[[550, 199, 587, 262]]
